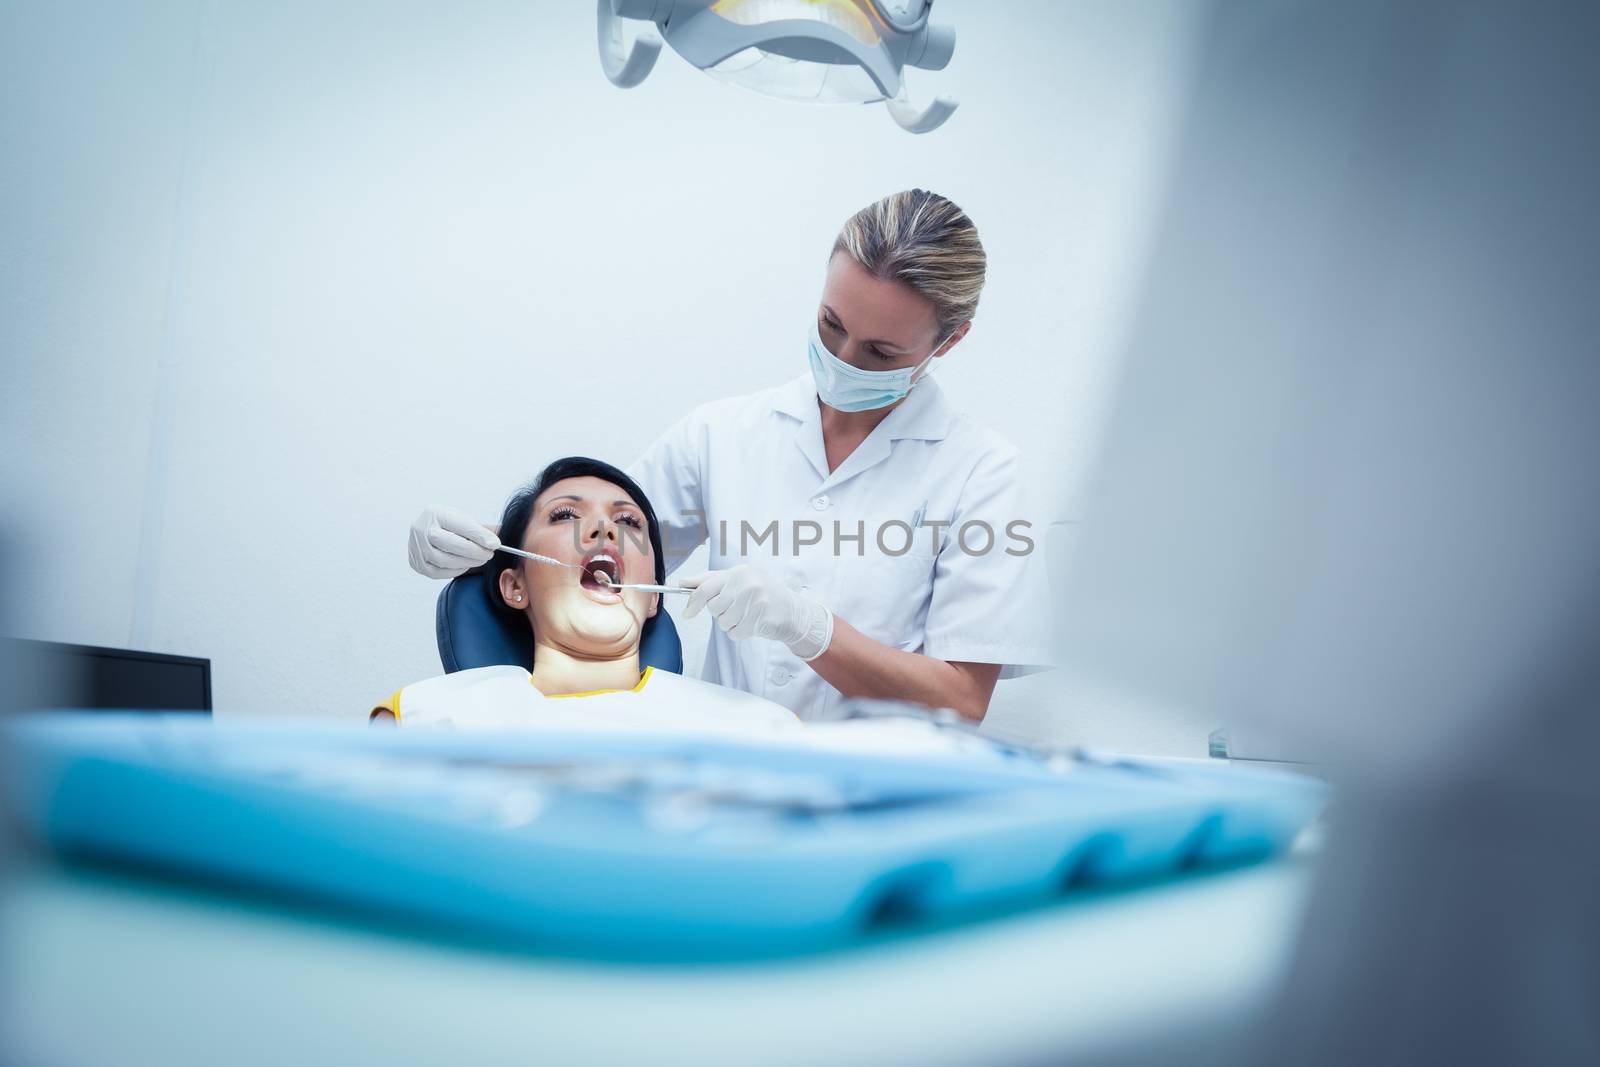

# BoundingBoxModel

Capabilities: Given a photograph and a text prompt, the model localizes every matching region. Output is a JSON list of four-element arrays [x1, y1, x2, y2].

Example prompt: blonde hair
[[832, 189, 987, 335]]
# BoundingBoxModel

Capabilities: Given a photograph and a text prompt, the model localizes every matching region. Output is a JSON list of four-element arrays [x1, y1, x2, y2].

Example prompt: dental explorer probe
[[496, 546, 690, 595], [494, 545, 583, 570]]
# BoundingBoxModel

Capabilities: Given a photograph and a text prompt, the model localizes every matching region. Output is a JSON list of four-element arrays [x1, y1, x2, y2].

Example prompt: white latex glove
[[407, 506, 501, 579], [680, 564, 834, 661]]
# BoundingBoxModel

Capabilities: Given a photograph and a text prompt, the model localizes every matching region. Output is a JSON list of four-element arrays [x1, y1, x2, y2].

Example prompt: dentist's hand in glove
[[408, 506, 501, 579], [680, 564, 835, 661]]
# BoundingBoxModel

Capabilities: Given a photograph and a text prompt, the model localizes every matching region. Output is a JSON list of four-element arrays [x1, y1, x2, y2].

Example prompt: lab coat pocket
[[837, 546, 938, 650]]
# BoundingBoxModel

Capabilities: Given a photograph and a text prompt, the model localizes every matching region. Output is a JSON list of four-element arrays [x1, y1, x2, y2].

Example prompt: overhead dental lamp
[[597, 0, 958, 134]]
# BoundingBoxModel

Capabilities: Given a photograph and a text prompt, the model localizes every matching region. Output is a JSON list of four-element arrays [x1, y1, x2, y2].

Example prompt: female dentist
[[408, 189, 1045, 721]]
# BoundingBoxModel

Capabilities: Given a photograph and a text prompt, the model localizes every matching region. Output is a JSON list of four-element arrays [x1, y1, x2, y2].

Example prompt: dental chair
[[435, 569, 683, 675]]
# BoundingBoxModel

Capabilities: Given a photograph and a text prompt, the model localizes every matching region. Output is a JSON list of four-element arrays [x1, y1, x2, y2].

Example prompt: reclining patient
[[372, 457, 801, 737]]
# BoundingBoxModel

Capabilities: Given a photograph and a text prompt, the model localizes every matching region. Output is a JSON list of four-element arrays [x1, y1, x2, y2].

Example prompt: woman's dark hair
[[487, 457, 665, 617]]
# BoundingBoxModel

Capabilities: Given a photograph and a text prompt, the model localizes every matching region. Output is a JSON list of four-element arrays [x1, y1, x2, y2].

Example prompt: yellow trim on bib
[[370, 687, 404, 723], [537, 666, 655, 699]]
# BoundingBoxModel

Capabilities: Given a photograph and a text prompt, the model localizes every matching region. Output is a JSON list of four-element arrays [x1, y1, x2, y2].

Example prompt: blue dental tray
[[2, 713, 1323, 958]]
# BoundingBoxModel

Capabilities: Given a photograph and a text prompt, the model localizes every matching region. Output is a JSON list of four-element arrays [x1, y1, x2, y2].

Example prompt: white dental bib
[[376, 665, 802, 738]]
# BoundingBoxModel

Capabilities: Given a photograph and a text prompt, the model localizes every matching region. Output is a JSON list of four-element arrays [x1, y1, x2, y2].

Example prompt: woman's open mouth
[[578, 548, 624, 603]]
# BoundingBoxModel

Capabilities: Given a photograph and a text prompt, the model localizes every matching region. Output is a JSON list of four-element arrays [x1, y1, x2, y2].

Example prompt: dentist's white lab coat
[[628, 374, 1050, 722]]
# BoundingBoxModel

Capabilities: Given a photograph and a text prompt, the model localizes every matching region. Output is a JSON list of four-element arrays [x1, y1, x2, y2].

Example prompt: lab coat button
[[770, 667, 791, 686], [811, 494, 831, 511], [786, 573, 804, 591]]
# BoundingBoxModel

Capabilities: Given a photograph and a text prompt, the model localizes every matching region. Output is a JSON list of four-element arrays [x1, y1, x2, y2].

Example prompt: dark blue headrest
[[436, 570, 683, 675]]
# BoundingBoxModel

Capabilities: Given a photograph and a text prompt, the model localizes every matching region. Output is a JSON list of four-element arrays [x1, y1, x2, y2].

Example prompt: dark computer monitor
[[7, 639, 212, 714]]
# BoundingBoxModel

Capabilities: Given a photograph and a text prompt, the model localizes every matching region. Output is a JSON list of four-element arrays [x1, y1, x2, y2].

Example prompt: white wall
[[1, 0, 1207, 752]]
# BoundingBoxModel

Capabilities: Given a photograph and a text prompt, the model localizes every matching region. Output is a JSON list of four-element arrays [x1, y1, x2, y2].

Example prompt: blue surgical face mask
[[807, 318, 948, 413]]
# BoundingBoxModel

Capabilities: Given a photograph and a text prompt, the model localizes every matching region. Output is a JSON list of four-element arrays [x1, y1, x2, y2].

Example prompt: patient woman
[[371, 457, 801, 735]]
